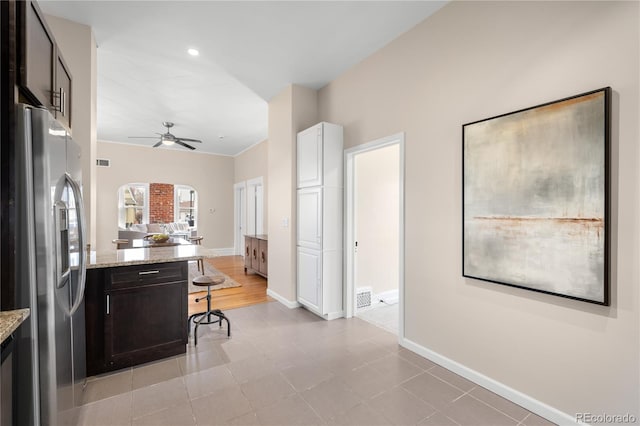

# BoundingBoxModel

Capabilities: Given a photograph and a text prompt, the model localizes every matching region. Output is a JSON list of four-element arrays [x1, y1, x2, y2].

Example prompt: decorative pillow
[[164, 223, 176, 233], [175, 222, 189, 231], [129, 224, 147, 232], [147, 223, 163, 233]]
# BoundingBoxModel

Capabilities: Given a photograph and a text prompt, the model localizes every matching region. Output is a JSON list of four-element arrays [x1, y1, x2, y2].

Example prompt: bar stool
[[189, 236, 204, 272], [187, 275, 231, 345]]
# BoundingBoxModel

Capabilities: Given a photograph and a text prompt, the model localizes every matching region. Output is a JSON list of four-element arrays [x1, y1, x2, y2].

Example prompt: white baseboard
[[375, 289, 399, 304], [267, 288, 301, 309], [325, 311, 344, 320], [399, 337, 577, 426], [211, 247, 235, 256]]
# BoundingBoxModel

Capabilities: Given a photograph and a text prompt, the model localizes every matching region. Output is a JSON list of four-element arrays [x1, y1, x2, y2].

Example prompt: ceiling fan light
[[161, 138, 174, 145]]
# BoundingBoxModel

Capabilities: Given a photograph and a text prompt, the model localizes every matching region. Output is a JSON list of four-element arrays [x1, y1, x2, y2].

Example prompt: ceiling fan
[[129, 122, 202, 150]]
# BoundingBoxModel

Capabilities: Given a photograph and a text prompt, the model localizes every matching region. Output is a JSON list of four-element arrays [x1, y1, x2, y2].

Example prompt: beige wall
[[267, 85, 318, 302], [234, 140, 269, 232], [234, 140, 268, 184], [319, 0, 639, 419], [355, 144, 399, 296], [45, 14, 98, 247], [95, 142, 234, 253]]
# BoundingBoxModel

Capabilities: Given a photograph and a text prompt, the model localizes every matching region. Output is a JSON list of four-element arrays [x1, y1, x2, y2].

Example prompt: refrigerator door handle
[[66, 173, 87, 316], [54, 200, 71, 289]]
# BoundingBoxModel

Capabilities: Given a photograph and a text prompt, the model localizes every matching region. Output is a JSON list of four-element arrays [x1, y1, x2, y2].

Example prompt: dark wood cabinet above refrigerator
[[17, 0, 72, 132]]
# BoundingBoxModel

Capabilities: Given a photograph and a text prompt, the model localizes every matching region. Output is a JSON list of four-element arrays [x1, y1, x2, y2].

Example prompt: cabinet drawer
[[108, 262, 187, 290]]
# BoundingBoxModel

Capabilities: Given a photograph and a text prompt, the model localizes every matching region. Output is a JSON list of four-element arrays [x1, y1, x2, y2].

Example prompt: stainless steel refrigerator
[[15, 104, 87, 425]]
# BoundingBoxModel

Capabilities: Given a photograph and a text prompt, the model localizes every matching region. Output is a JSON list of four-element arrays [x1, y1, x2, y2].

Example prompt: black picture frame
[[462, 87, 610, 305]]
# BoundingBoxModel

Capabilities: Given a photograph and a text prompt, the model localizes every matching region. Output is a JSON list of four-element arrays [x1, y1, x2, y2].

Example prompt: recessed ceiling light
[[187, 48, 199, 56]]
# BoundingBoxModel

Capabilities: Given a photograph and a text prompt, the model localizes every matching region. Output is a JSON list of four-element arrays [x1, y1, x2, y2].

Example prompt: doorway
[[345, 133, 404, 337], [233, 182, 246, 255]]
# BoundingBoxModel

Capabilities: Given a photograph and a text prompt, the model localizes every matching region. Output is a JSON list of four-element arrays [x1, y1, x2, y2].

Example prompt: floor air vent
[[356, 287, 372, 310], [96, 158, 110, 167]]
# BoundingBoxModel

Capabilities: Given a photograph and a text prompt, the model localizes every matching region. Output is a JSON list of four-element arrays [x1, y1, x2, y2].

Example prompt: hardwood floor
[[188, 255, 272, 316]]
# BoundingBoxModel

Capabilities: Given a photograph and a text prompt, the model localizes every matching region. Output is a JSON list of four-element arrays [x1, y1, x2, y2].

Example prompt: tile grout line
[[129, 375, 190, 421], [295, 387, 327, 424], [450, 386, 476, 403], [466, 390, 531, 424], [418, 409, 463, 426]]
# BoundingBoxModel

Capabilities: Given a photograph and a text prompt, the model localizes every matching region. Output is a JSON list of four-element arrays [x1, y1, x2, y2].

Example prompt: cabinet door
[[297, 247, 322, 312], [105, 280, 187, 370], [258, 239, 268, 276], [20, 0, 56, 110], [244, 237, 252, 268], [55, 54, 72, 131], [297, 124, 323, 188], [297, 187, 322, 249], [250, 237, 260, 271]]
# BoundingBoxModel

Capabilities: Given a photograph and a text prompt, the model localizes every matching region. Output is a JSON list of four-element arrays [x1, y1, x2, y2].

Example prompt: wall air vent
[[96, 158, 110, 167], [356, 287, 373, 310]]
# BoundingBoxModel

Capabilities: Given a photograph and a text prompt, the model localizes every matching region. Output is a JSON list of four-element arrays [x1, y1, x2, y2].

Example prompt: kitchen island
[[85, 244, 215, 375], [0, 309, 30, 344]]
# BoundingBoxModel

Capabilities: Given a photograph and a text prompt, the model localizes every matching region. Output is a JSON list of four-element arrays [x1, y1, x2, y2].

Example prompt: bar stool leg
[[189, 277, 232, 345]]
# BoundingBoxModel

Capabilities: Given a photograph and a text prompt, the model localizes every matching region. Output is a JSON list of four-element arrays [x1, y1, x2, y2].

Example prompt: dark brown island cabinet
[[85, 262, 188, 375], [244, 235, 268, 278]]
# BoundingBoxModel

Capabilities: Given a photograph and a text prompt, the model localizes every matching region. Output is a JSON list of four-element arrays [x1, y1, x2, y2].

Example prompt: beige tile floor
[[356, 302, 399, 334], [76, 301, 556, 426]]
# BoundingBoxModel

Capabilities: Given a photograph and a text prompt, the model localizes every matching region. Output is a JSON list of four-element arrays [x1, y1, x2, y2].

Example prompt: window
[[118, 183, 148, 228], [174, 185, 197, 227]]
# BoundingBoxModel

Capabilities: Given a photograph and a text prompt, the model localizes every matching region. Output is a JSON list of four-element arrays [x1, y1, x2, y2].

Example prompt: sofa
[[118, 222, 195, 242]]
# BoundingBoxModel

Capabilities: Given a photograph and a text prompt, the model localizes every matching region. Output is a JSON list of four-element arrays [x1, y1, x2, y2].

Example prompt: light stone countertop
[[88, 245, 217, 269], [0, 309, 30, 344]]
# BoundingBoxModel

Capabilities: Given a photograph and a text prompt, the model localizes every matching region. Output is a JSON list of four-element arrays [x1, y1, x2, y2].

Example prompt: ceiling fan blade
[[175, 140, 196, 150], [128, 136, 160, 139], [177, 138, 202, 143], [153, 141, 163, 148]]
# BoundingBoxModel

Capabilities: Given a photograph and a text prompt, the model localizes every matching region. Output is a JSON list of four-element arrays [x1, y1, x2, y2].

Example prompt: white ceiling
[[39, 1, 445, 156]]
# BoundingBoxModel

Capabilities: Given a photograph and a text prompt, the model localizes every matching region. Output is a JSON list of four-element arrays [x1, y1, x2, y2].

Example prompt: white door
[[233, 183, 246, 255], [297, 247, 322, 312], [297, 124, 323, 188], [255, 184, 264, 235], [297, 187, 322, 249], [246, 177, 264, 236]]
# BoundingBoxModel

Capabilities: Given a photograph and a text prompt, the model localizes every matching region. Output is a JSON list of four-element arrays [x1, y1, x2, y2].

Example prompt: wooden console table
[[244, 235, 268, 278]]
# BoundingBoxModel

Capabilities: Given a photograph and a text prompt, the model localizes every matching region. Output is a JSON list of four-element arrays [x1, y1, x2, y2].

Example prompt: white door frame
[[233, 182, 247, 255], [344, 133, 405, 339]]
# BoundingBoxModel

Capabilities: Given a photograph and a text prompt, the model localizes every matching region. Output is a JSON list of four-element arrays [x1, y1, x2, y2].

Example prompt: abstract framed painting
[[462, 87, 610, 305]]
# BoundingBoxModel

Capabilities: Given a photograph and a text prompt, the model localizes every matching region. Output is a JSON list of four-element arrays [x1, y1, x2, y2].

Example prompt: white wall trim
[[246, 176, 264, 188], [267, 288, 301, 309], [344, 132, 405, 341], [211, 247, 235, 256], [399, 337, 579, 426], [232, 139, 267, 158]]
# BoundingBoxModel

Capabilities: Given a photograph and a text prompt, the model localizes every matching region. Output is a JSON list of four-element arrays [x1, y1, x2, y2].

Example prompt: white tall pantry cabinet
[[296, 122, 344, 320]]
